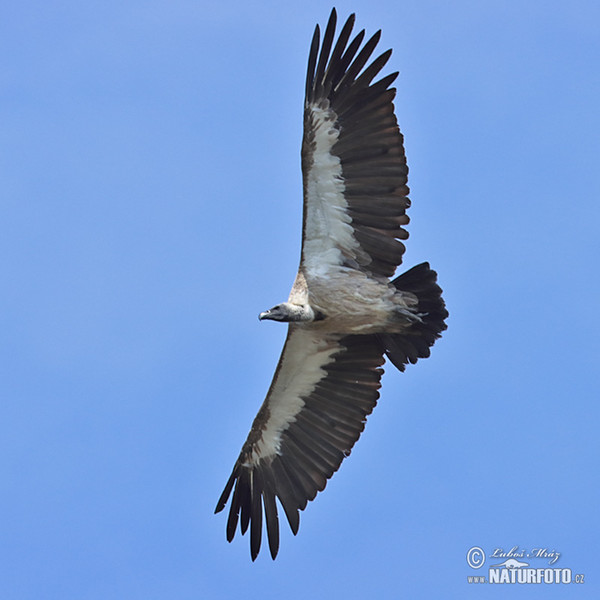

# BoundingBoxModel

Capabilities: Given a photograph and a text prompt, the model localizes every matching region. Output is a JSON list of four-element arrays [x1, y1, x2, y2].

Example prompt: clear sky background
[[2, 1, 599, 598]]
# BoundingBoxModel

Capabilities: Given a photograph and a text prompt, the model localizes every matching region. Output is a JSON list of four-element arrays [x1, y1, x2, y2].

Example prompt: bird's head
[[259, 304, 290, 322], [259, 302, 316, 322]]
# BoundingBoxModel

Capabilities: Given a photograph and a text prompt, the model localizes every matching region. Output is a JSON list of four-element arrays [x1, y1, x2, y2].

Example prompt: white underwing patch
[[302, 105, 362, 277], [250, 328, 338, 462]]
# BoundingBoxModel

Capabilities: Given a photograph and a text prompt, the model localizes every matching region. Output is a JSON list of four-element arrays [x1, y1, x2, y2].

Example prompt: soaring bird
[[215, 8, 448, 560]]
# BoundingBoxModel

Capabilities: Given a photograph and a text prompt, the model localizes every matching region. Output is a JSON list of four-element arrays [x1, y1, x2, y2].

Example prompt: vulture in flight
[[215, 8, 448, 560]]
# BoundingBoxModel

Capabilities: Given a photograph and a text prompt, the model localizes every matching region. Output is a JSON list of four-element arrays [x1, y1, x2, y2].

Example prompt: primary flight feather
[[215, 8, 448, 560]]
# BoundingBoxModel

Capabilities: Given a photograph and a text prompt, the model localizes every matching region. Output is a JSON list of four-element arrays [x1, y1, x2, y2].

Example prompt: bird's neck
[[282, 302, 318, 322]]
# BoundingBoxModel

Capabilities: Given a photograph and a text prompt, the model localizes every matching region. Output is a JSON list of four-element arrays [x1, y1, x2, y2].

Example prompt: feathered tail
[[377, 262, 448, 371]]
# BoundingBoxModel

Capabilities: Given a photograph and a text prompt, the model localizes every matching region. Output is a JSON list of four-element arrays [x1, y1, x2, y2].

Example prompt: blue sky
[[2, 1, 599, 598]]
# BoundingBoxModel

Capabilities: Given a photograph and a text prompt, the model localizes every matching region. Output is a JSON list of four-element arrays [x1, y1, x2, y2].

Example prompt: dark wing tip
[[215, 470, 235, 514], [385, 70, 399, 86], [306, 10, 360, 104], [216, 460, 284, 561], [249, 471, 263, 560], [328, 6, 338, 27], [305, 24, 321, 100], [313, 8, 338, 98]]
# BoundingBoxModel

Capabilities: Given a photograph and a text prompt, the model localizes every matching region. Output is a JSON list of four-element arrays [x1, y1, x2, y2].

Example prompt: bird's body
[[288, 268, 419, 333], [215, 9, 448, 560]]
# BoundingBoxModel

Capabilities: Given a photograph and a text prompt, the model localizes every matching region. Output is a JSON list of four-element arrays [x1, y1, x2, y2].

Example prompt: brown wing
[[215, 328, 385, 560], [301, 8, 410, 279]]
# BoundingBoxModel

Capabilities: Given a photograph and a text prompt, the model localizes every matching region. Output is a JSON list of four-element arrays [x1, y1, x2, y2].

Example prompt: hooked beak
[[258, 310, 270, 321]]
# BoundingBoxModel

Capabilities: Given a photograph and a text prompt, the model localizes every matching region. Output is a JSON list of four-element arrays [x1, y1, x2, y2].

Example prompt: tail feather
[[377, 262, 448, 372]]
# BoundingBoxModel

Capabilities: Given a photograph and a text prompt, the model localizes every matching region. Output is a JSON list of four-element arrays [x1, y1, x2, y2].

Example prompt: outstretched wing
[[301, 8, 410, 279], [215, 328, 385, 560]]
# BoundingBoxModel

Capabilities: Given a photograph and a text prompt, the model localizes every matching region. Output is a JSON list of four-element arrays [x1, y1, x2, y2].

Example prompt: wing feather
[[261, 467, 280, 559], [269, 459, 301, 533], [313, 8, 336, 99], [334, 30, 382, 94], [249, 469, 263, 560]]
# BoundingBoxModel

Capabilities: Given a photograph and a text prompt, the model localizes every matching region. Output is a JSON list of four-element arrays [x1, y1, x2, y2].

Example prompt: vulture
[[215, 8, 448, 560]]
